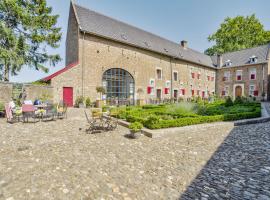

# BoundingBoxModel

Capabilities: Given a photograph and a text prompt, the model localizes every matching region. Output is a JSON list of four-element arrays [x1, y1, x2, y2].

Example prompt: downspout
[[170, 58, 173, 100], [82, 31, 86, 97]]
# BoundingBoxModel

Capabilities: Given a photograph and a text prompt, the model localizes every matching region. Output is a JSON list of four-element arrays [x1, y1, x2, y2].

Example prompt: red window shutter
[[207, 76, 210, 81], [192, 90, 195, 96], [237, 75, 242, 80], [147, 87, 152, 94], [202, 91, 205, 98], [222, 91, 225, 96], [164, 88, 169, 94], [254, 90, 258, 96], [181, 89, 185, 95], [251, 74, 255, 80], [191, 73, 195, 79]]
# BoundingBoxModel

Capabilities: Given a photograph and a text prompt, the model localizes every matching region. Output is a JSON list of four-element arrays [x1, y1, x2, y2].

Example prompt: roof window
[[144, 41, 151, 47], [225, 60, 232, 67], [249, 55, 257, 64], [121, 34, 127, 40]]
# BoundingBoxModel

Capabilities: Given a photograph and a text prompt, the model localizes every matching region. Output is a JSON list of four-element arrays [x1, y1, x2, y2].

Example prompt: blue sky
[[11, 0, 270, 82]]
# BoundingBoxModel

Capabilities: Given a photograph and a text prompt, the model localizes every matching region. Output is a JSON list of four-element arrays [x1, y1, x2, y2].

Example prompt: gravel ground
[[0, 108, 269, 200]]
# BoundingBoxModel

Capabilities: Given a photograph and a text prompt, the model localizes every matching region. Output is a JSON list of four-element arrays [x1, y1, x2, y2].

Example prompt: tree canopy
[[0, 0, 62, 81], [205, 14, 270, 56]]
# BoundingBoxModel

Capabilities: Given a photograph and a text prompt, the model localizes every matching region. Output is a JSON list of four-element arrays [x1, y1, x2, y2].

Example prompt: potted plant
[[75, 96, 85, 108], [85, 97, 91, 108], [0, 102, 4, 118], [96, 86, 106, 108], [136, 88, 145, 106], [128, 122, 143, 139]]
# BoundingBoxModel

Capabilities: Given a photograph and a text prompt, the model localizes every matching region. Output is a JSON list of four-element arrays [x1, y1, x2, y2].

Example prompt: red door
[[63, 87, 73, 107]]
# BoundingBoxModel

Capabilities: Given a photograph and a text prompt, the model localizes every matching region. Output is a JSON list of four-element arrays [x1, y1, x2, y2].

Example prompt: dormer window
[[121, 34, 127, 40], [225, 60, 232, 67], [249, 55, 257, 64]]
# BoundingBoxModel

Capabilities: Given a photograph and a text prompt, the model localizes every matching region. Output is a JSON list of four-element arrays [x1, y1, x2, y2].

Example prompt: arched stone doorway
[[235, 86, 242, 97], [102, 68, 135, 105]]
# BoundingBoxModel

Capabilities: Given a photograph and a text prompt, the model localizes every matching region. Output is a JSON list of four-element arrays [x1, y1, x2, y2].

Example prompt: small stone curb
[[234, 117, 270, 126]]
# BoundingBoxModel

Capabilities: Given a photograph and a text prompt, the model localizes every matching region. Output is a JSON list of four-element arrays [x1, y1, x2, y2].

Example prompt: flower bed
[[109, 99, 261, 129]]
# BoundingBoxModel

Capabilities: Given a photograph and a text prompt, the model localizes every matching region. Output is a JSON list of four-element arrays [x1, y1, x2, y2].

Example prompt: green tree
[[0, 0, 62, 81], [205, 14, 270, 55]]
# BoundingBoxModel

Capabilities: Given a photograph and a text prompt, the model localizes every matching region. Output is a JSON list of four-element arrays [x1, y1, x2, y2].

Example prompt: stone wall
[[52, 33, 216, 105], [23, 84, 53, 102], [0, 82, 53, 104], [0, 82, 13, 104], [216, 64, 268, 100]]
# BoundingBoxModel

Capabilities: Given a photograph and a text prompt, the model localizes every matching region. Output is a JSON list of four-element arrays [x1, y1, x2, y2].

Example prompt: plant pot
[[79, 103, 85, 108], [136, 99, 145, 106], [96, 100, 104, 108], [129, 130, 141, 139]]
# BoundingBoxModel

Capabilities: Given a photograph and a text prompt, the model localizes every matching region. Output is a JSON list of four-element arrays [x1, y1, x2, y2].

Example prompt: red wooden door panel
[[63, 87, 73, 107]]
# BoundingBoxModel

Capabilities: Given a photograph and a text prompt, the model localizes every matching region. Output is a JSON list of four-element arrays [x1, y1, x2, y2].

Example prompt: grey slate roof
[[72, 3, 270, 69], [211, 44, 270, 67], [73, 4, 215, 68]]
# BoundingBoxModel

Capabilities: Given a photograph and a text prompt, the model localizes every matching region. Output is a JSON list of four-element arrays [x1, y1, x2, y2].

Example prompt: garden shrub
[[0, 102, 4, 111], [234, 96, 243, 104], [143, 115, 161, 128], [145, 115, 224, 129], [75, 96, 84, 107], [225, 97, 234, 107], [142, 104, 165, 109], [85, 97, 91, 107]]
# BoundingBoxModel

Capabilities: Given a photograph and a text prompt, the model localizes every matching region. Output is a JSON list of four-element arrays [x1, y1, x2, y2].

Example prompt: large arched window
[[102, 68, 135, 104]]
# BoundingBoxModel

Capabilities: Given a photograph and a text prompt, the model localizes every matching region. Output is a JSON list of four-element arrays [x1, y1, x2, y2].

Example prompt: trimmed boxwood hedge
[[144, 115, 225, 129], [111, 102, 262, 130]]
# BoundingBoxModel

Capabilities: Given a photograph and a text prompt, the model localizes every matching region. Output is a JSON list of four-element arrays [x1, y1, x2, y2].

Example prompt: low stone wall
[[24, 84, 53, 102], [0, 81, 53, 104], [0, 82, 13, 104]]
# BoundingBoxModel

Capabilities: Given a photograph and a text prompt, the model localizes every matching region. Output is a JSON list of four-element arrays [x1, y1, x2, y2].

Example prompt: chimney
[[217, 54, 223, 68], [181, 40, 188, 49]]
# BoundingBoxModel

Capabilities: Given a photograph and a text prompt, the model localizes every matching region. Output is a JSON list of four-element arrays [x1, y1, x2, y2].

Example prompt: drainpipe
[[170, 58, 173, 100], [82, 31, 86, 97]]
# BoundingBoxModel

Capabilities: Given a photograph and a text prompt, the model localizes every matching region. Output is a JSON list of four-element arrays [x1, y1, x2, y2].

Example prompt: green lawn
[[109, 99, 261, 129]]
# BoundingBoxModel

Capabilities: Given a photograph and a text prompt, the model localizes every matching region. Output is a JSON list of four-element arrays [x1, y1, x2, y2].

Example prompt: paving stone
[[1, 108, 270, 199]]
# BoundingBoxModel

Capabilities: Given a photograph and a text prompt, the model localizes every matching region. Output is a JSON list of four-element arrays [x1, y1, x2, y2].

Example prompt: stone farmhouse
[[42, 2, 270, 106]]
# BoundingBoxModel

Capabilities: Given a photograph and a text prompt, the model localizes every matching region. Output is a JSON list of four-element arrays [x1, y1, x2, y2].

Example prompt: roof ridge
[[73, 3, 207, 55], [221, 43, 270, 56]]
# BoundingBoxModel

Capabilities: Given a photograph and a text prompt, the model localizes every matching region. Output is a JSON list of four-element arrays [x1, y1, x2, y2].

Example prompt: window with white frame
[[166, 80, 171, 88], [173, 71, 178, 81], [156, 68, 162, 80], [223, 71, 230, 81], [249, 56, 258, 64], [236, 70, 242, 81], [149, 79, 155, 87], [223, 86, 229, 96], [250, 68, 256, 80], [225, 60, 232, 67], [249, 84, 255, 96]]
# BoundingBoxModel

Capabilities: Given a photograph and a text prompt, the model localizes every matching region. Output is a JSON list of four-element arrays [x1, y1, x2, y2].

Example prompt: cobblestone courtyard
[[0, 109, 270, 200]]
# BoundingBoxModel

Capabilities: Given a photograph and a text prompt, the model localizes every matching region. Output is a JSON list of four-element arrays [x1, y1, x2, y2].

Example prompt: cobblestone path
[[181, 122, 270, 200], [0, 108, 270, 199]]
